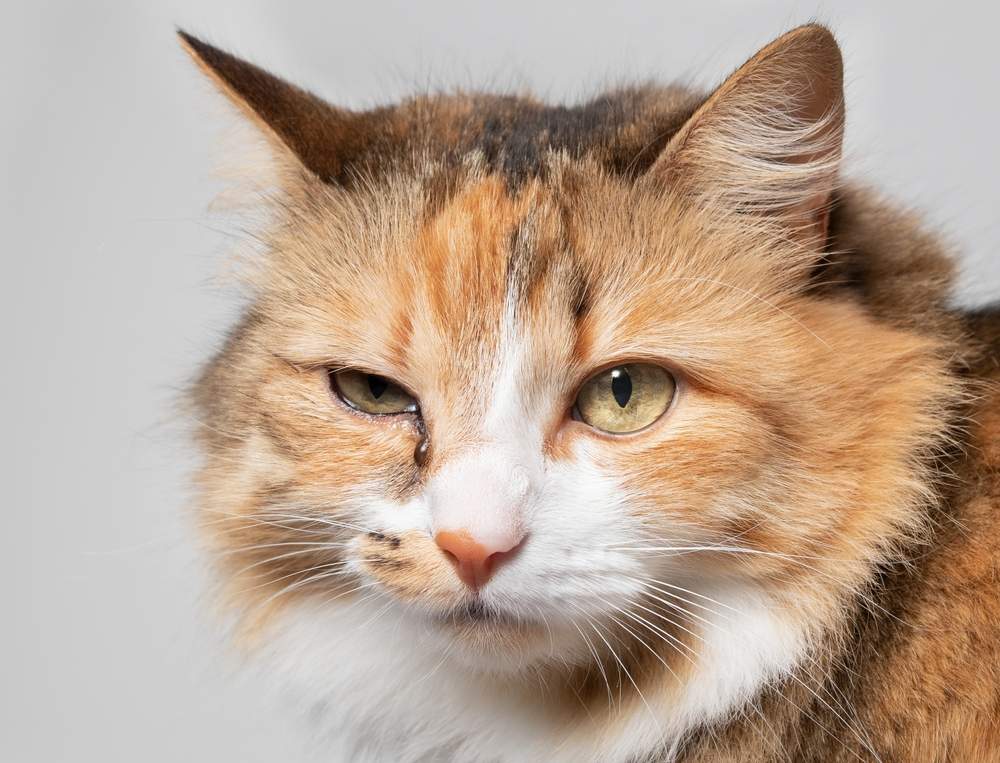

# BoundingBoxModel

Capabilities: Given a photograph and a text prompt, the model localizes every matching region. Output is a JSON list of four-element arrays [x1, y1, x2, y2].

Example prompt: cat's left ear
[[651, 24, 844, 247]]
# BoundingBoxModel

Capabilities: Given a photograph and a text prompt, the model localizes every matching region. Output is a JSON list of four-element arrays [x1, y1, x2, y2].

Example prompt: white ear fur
[[653, 25, 845, 245]]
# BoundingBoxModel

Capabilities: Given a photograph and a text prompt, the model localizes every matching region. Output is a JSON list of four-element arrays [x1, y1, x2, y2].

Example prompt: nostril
[[434, 530, 527, 590], [481, 535, 527, 581], [484, 537, 526, 574]]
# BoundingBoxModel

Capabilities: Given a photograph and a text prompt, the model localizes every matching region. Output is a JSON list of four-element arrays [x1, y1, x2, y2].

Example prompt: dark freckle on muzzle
[[368, 554, 406, 570], [367, 532, 402, 549]]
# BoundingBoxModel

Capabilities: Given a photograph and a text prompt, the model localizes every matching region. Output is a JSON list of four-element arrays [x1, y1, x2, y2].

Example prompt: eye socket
[[574, 363, 676, 434], [330, 370, 418, 415]]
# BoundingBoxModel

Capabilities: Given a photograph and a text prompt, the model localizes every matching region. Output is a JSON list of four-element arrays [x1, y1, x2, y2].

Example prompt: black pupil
[[367, 375, 389, 399], [610, 368, 632, 408]]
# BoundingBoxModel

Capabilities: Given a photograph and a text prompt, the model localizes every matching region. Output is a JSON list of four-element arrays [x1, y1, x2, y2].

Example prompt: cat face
[[198, 166, 946, 678], [188, 26, 953, 707], [230, 173, 794, 668]]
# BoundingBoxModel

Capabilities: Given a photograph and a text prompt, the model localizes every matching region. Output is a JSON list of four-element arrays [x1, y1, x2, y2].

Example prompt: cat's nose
[[434, 529, 525, 591]]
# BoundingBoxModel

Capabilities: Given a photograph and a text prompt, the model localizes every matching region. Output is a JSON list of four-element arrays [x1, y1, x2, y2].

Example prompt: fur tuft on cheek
[[604, 292, 960, 624]]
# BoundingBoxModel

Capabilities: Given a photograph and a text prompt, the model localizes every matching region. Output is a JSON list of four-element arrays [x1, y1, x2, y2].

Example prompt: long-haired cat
[[182, 25, 1000, 762]]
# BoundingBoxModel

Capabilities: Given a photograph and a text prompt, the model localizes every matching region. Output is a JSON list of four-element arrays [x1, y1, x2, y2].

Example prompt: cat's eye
[[330, 370, 418, 415], [574, 363, 675, 434]]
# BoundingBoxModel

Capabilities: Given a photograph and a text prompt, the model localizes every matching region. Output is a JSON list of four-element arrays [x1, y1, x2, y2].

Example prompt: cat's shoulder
[[861, 305, 1000, 759], [962, 304, 1000, 481], [965, 304, 1000, 381]]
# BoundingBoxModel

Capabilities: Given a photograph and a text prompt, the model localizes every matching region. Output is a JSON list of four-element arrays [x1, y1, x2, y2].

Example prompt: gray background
[[4, 1, 997, 761]]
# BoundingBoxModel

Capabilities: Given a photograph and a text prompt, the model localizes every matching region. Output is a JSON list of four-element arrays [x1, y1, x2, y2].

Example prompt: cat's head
[[187, 26, 954, 688]]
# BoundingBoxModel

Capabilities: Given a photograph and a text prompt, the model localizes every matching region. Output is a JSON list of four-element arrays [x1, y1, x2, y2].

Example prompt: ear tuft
[[653, 24, 845, 245], [178, 30, 367, 183]]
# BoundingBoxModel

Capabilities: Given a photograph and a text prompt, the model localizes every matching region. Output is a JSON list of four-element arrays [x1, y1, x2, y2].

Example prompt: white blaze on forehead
[[427, 274, 543, 540]]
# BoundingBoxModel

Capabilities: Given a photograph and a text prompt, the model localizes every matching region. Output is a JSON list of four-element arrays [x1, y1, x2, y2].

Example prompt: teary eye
[[574, 363, 675, 434], [330, 370, 418, 415]]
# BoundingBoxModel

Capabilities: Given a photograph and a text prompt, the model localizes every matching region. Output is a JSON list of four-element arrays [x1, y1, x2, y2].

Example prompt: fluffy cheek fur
[[611, 298, 953, 605]]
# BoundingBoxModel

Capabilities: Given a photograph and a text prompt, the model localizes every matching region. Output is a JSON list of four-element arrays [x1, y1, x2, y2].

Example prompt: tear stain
[[414, 436, 430, 467]]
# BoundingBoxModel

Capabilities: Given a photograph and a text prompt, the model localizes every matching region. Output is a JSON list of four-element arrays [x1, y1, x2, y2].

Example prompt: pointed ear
[[652, 25, 844, 246], [178, 30, 368, 183]]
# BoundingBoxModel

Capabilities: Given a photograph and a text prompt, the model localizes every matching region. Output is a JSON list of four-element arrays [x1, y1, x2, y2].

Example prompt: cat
[[182, 24, 1000, 762]]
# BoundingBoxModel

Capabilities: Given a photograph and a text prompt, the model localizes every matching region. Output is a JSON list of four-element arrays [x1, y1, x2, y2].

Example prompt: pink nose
[[434, 529, 525, 590]]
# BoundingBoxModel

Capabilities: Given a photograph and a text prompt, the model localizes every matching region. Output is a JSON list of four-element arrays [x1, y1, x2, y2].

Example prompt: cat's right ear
[[178, 30, 368, 183]]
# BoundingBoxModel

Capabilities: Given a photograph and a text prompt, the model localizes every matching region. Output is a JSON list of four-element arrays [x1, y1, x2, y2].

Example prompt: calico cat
[[182, 25, 1000, 762]]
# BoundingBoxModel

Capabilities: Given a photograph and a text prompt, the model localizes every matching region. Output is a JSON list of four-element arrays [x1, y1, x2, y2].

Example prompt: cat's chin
[[423, 600, 571, 673]]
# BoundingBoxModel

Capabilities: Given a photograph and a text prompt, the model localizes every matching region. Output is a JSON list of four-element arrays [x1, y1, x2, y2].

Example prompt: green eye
[[575, 363, 675, 434], [331, 370, 418, 415]]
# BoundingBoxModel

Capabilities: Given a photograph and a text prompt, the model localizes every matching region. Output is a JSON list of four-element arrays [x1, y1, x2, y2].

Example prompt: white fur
[[426, 275, 545, 548], [258, 573, 806, 762]]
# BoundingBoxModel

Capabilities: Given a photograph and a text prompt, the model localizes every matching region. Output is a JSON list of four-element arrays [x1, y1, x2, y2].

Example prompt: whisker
[[233, 559, 357, 596], [218, 540, 350, 560], [201, 508, 379, 536], [569, 618, 614, 710], [585, 615, 653, 720], [255, 565, 372, 609], [599, 600, 688, 677]]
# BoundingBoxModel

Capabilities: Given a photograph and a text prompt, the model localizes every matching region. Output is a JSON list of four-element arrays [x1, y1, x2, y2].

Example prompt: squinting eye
[[331, 370, 418, 415], [574, 363, 675, 434]]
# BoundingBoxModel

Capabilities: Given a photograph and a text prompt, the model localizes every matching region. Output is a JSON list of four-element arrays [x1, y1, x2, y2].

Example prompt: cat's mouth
[[437, 599, 531, 631], [428, 597, 578, 669]]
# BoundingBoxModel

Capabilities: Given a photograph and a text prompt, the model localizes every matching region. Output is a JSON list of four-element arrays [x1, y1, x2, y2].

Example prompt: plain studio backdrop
[[4, 2, 998, 761]]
